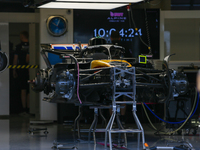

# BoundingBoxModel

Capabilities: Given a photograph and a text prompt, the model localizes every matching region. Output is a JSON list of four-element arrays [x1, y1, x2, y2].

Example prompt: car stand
[[104, 67, 146, 150]]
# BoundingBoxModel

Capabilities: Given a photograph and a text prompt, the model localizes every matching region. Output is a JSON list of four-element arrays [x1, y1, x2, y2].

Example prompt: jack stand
[[73, 106, 82, 139], [132, 101, 146, 150], [73, 105, 109, 142], [89, 105, 125, 145], [105, 102, 146, 150], [88, 107, 98, 143], [104, 104, 127, 149], [116, 105, 127, 146], [104, 67, 146, 150], [88, 106, 108, 143]]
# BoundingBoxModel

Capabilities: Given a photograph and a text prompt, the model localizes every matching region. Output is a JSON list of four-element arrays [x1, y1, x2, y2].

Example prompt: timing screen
[[74, 8, 160, 59]]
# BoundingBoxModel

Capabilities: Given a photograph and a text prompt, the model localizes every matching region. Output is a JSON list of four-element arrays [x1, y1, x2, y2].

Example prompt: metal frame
[[74, 106, 82, 139], [88, 106, 108, 142], [105, 67, 146, 150], [72, 67, 146, 149], [89, 105, 126, 144], [73, 105, 108, 141]]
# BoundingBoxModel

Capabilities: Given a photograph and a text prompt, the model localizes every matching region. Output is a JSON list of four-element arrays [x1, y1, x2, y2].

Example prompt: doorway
[[9, 23, 39, 114]]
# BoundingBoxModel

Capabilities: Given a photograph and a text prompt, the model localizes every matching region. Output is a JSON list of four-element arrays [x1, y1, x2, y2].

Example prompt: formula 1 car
[[30, 44, 189, 104]]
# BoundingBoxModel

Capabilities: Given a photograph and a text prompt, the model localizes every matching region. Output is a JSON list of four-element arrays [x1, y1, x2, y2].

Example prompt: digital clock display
[[74, 8, 160, 59], [94, 28, 142, 38]]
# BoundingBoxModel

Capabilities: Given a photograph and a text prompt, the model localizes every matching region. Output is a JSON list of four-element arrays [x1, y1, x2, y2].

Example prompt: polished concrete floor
[[0, 115, 200, 150]]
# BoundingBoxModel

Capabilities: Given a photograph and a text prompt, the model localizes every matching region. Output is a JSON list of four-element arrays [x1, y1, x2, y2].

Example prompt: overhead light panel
[[38, 2, 127, 9], [56, 0, 143, 3]]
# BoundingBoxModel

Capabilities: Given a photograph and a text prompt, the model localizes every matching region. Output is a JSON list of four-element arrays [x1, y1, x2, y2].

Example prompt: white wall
[[161, 11, 200, 62], [0, 13, 39, 115], [0, 13, 39, 23], [165, 19, 200, 61], [0, 23, 9, 115], [39, 8, 73, 120], [40, 9, 73, 44], [29, 23, 40, 115]]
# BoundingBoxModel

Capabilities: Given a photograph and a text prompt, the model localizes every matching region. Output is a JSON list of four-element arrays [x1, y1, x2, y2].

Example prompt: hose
[[129, 6, 150, 49], [168, 90, 198, 134], [62, 54, 82, 104], [142, 88, 199, 135], [136, 69, 161, 82], [142, 102, 157, 131], [158, 61, 172, 103], [135, 67, 164, 73], [144, 89, 198, 124]]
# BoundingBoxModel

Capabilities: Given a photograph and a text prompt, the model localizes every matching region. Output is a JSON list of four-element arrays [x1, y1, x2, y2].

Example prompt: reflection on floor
[[0, 115, 200, 150]]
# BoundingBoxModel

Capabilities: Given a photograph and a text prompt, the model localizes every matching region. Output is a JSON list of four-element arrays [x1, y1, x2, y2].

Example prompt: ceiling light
[[38, 2, 127, 9], [56, 0, 143, 3]]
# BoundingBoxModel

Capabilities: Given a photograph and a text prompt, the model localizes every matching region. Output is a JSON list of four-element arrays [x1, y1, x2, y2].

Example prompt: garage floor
[[0, 115, 200, 150]]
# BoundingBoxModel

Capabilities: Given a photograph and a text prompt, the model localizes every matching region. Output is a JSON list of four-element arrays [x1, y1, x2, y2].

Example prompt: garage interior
[[0, 0, 200, 150]]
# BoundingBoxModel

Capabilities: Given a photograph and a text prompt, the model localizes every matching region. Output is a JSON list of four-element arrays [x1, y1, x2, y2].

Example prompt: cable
[[127, 2, 152, 54], [141, 104, 156, 131], [142, 102, 172, 134], [136, 69, 161, 82], [70, 56, 83, 104], [168, 89, 198, 134], [76, 61, 82, 104], [142, 102, 157, 131], [62, 54, 82, 104], [107, 48, 112, 60], [143, 0, 152, 54], [158, 61, 173, 103], [147, 0, 161, 6], [144, 90, 198, 124], [129, 8, 149, 48], [142, 88, 199, 135]]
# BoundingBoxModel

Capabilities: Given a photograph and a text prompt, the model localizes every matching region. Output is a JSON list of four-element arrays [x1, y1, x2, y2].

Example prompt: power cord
[[127, 1, 152, 54], [142, 88, 198, 135], [147, 0, 161, 6]]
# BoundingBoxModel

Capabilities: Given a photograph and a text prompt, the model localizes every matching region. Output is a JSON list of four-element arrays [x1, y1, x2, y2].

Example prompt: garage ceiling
[[171, 0, 200, 10], [0, 0, 51, 12], [0, 0, 200, 11]]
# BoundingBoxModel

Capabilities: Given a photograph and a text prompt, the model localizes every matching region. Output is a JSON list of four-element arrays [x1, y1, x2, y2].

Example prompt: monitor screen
[[73, 7, 160, 59]]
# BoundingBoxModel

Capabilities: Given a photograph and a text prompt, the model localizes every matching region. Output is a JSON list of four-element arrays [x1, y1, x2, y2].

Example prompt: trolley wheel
[[28, 130, 33, 134], [169, 128, 174, 135], [177, 130, 182, 135], [185, 128, 190, 135], [51, 146, 58, 150], [192, 130, 197, 135], [44, 131, 49, 134]]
